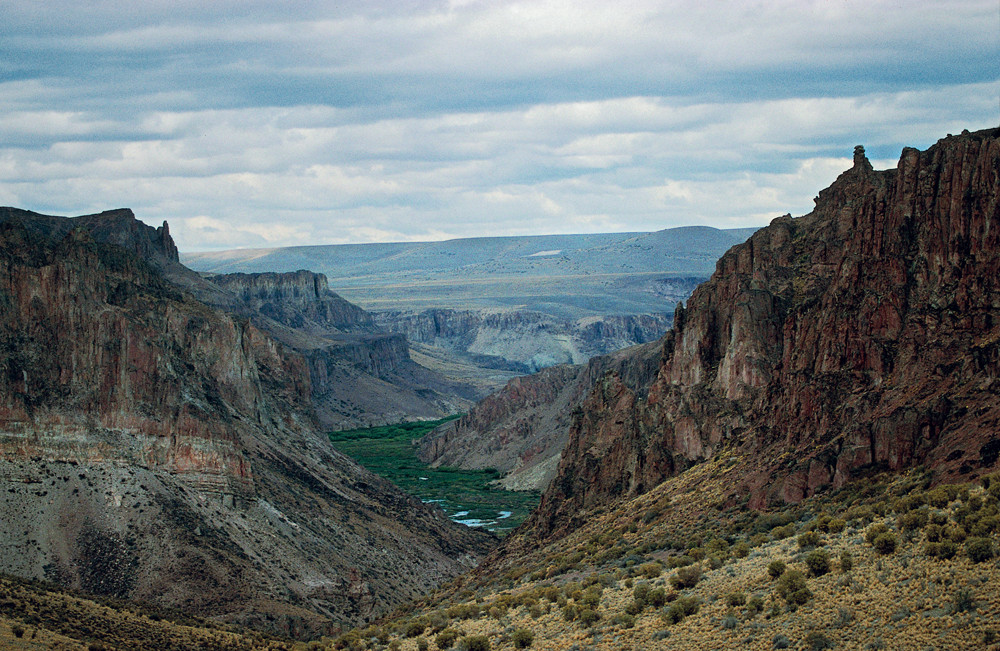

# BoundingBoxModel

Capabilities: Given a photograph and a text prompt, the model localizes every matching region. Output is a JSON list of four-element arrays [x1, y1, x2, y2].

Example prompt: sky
[[1, 1, 998, 251]]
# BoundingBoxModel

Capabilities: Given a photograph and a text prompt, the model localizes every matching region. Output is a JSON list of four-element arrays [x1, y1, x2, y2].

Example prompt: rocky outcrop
[[516, 129, 1000, 542], [417, 339, 663, 491], [212, 270, 376, 335], [203, 271, 478, 429], [0, 213, 494, 636], [375, 308, 674, 372]]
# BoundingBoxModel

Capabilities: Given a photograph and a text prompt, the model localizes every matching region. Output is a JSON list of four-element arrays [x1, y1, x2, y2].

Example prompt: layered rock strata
[[0, 212, 493, 636], [515, 129, 1000, 542]]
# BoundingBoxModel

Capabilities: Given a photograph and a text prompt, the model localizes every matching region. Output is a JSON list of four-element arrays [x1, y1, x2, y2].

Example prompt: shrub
[[663, 596, 700, 624], [773, 633, 791, 648], [732, 541, 750, 558], [798, 531, 821, 548], [776, 570, 811, 605], [721, 615, 739, 630], [12, 624, 25, 638], [926, 487, 952, 508], [726, 591, 746, 607], [405, 619, 428, 637], [633, 582, 651, 603], [671, 564, 702, 589], [747, 595, 765, 615], [925, 523, 943, 542], [417, 638, 429, 651], [648, 587, 668, 608], [461, 635, 490, 651], [640, 561, 663, 578], [945, 524, 968, 543], [580, 587, 602, 608], [805, 549, 831, 577], [898, 509, 929, 531], [613, 613, 635, 628], [865, 523, 889, 545], [845, 505, 875, 523], [625, 600, 644, 616], [873, 532, 897, 555], [767, 559, 786, 579], [772, 524, 795, 540], [966, 537, 995, 563], [578, 608, 600, 626], [562, 604, 577, 621], [972, 516, 1000, 537], [953, 587, 976, 613], [436, 629, 460, 649], [805, 632, 833, 650], [839, 550, 853, 572], [511, 629, 533, 649]]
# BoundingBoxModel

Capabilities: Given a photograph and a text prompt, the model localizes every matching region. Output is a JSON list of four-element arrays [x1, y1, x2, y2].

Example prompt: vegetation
[[328, 417, 540, 532]]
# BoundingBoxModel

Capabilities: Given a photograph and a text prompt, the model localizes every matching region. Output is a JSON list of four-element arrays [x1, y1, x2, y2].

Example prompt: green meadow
[[328, 417, 540, 534]]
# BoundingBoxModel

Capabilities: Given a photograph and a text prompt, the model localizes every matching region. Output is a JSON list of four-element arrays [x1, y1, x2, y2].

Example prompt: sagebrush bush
[[775, 570, 811, 605], [873, 532, 897, 555], [511, 628, 533, 649], [648, 587, 668, 608], [898, 509, 929, 531], [772, 524, 795, 540], [865, 523, 889, 545], [839, 550, 853, 572], [461, 635, 490, 651], [663, 596, 700, 624], [640, 561, 663, 578], [966, 537, 995, 563], [805, 549, 831, 577], [725, 592, 746, 607], [435, 629, 460, 649], [671, 564, 701, 589], [767, 559, 787, 579], [578, 608, 600, 626]]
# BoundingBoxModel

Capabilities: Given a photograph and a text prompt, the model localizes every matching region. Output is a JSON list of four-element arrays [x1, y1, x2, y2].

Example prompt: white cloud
[[0, 1, 996, 250]]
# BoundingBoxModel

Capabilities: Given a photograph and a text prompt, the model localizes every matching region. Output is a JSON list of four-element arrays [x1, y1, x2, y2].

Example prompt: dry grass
[[337, 467, 1000, 651]]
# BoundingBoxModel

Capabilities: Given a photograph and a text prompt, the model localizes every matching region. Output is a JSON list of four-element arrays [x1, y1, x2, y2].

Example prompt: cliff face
[[0, 213, 493, 636], [375, 308, 674, 373], [521, 129, 1000, 541], [204, 271, 477, 429], [417, 340, 663, 491], [212, 270, 376, 335]]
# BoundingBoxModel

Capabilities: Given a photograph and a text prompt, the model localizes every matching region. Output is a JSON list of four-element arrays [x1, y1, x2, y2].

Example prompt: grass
[[328, 417, 540, 534]]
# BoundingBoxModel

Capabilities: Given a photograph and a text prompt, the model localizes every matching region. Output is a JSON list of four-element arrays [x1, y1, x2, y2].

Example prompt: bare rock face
[[205, 271, 478, 429], [520, 129, 1000, 542], [0, 213, 493, 637], [212, 270, 376, 335], [417, 340, 662, 491], [375, 308, 674, 373]]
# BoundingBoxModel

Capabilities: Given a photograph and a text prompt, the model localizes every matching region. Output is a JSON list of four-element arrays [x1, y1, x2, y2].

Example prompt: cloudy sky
[[1, 1, 997, 251]]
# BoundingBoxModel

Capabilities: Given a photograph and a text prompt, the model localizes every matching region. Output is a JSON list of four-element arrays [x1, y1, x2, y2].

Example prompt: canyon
[[490, 128, 1000, 549], [0, 208, 493, 638]]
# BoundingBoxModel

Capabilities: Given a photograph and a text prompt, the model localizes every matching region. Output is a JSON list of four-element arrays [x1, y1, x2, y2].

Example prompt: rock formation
[[375, 308, 674, 373], [510, 128, 1000, 543], [417, 340, 662, 491], [0, 210, 494, 637], [203, 270, 479, 429]]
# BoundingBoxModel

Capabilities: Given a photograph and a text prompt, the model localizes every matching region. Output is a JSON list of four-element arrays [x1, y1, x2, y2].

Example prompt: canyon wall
[[513, 129, 1000, 542], [375, 308, 673, 373], [0, 211, 493, 636]]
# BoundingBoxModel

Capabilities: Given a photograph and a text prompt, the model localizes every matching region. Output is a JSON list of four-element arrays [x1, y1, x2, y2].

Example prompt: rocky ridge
[[0, 210, 494, 637], [375, 308, 673, 373], [207, 270, 478, 429], [500, 129, 1000, 546], [417, 340, 662, 491]]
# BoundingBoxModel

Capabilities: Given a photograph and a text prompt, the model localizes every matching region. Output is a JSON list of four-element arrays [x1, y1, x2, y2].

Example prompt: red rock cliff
[[0, 214, 493, 636], [524, 128, 1000, 540]]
